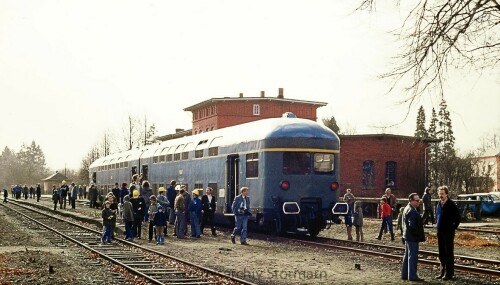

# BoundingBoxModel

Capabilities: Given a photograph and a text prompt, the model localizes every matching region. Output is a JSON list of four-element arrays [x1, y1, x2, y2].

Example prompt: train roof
[[90, 116, 339, 168]]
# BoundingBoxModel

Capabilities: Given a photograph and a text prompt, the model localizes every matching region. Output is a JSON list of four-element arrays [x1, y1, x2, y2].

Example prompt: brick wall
[[339, 135, 429, 199], [192, 100, 319, 132]]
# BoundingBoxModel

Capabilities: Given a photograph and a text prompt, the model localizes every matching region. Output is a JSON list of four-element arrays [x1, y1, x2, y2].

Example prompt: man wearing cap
[[158, 187, 169, 236], [189, 189, 202, 238]]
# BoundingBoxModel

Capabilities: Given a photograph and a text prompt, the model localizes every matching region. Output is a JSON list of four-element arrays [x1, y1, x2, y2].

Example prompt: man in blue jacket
[[231, 187, 251, 245], [401, 193, 425, 282]]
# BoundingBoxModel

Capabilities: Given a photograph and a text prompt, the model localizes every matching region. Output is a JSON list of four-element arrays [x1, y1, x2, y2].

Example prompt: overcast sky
[[1, 0, 498, 170]]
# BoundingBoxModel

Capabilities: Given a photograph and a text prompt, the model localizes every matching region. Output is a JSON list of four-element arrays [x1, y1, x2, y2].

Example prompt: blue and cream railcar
[[89, 114, 340, 236]]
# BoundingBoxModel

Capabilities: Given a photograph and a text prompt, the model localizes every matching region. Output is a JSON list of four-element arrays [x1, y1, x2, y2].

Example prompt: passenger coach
[[89, 113, 340, 236]]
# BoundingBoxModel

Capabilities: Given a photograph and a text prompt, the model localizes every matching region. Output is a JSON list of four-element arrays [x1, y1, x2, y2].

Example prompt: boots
[[211, 228, 217, 236], [391, 233, 395, 241], [347, 226, 353, 241], [376, 229, 383, 240]]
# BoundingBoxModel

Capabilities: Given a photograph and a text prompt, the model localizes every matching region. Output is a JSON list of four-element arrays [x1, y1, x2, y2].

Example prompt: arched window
[[385, 161, 397, 188], [362, 160, 375, 188]]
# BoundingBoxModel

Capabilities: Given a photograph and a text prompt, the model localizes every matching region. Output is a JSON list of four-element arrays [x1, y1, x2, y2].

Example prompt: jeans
[[232, 215, 249, 243], [124, 221, 133, 240], [175, 211, 186, 238], [401, 241, 419, 280], [190, 212, 201, 237], [102, 225, 112, 243], [169, 207, 176, 225]]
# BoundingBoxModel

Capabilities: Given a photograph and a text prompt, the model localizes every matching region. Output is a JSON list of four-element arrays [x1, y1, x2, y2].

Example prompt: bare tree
[[123, 115, 141, 150], [358, 0, 499, 103]]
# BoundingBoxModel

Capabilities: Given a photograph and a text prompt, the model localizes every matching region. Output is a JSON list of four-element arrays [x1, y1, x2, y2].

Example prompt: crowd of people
[[343, 185, 461, 282]]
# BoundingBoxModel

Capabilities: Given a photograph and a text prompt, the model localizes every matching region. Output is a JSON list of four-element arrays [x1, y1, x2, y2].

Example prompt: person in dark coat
[[89, 184, 98, 209], [201, 187, 217, 236], [35, 184, 41, 202], [130, 190, 146, 239], [122, 195, 134, 241], [51, 186, 59, 211], [167, 180, 177, 225], [435, 186, 461, 281], [3, 189, 8, 203], [101, 201, 115, 244], [154, 205, 167, 244], [401, 193, 425, 282], [421, 186, 434, 225]]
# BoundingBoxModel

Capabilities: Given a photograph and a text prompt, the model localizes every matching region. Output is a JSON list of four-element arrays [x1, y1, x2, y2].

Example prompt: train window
[[208, 137, 222, 157], [195, 140, 208, 158], [174, 144, 184, 161], [182, 143, 193, 160], [362, 160, 375, 188], [124, 161, 129, 167], [166, 154, 173, 162], [283, 152, 311, 175], [385, 161, 396, 187], [194, 183, 203, 191], [246, 153, 259, 178], [208, 147, 218, 156], [153, 156, 159, 163], [314, 153, 334, 174]]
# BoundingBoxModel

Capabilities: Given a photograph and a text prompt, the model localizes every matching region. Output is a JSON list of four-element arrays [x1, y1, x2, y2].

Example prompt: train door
[[131, 166, 137, 177], [225, 154, 239, 213], [91, 172, 97, 184], [141, 165, 149, 181]]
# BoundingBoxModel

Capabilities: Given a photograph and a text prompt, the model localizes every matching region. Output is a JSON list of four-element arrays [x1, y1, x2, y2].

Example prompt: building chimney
[[239, 93, 243, 98], [260, 91, 265, 97], [278, 88, 284, 98]]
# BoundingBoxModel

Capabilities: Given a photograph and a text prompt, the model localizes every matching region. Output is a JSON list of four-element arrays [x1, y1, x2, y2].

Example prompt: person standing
[[35, 184, 41, 202], [352, 201, 364, 242], [343, 189, 355, 240], [421, 187, 434, 225], [157, 187, 169, 236], [435, 186, 461, 281], [51, 186, 59, 211], [154, 205, 167, 244], [201, 187, 217, 236], [101, 201, 115, 244], [167, 180, 177, 225], [122, 195, 134, 241], [376, 197, 395, 241], [23, 184, 29, 200], [383, 188, 397, 217], [231, 187, 251, 245], [70, 183, 78, 209], [3, 189, 8, 203], [401, 193, 425, 282], [174, 189, 186, 239], [189, 189, 202, 238], [59, 181, 69, 209], [89, 183, 98, 209], [111, 183, 120, 204], [130, 190, 146, 239], [147, 195, 158, 242]]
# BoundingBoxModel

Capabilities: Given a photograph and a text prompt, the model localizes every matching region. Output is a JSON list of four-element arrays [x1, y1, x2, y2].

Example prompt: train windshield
[[313, 153, 334, 174], [283, 152, 310, 175]]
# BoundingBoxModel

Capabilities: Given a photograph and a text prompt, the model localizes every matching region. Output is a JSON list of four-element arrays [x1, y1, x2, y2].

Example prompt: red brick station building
[[159, 88, 433, 199]]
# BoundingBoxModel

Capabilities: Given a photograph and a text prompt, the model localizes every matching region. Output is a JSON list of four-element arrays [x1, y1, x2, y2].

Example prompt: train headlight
[[330, 182, 339, 191], [279, 180, 290, 190]]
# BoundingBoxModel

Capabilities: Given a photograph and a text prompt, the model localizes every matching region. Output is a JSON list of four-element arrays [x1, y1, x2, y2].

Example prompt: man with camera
[[230, 187, 251, 245]]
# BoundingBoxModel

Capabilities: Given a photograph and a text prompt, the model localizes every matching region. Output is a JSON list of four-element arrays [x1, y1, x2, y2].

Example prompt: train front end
[[255, 116, 340, 237]]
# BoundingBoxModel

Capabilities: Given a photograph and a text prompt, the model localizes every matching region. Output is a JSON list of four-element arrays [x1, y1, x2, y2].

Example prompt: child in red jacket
[[376, 198, 395, 241]]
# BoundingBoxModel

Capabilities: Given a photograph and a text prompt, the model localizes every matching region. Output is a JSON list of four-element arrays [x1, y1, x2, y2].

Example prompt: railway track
[[288, 236, 500, 279], [1, 201, 256, 285]]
